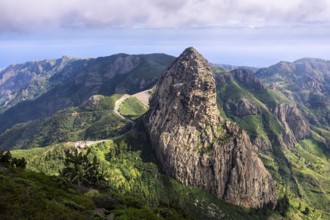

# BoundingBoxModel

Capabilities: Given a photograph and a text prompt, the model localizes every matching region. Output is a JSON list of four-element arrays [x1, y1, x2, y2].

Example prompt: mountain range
[[0, 49, 329, 220]]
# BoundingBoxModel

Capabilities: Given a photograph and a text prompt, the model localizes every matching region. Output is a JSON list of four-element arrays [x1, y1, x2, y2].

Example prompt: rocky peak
[[146, 47, 277, 209], [148, 47, 220, 130]]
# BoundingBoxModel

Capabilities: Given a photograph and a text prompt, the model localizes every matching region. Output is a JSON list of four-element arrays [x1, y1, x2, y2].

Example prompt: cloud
[[0, 0, 330, 32]]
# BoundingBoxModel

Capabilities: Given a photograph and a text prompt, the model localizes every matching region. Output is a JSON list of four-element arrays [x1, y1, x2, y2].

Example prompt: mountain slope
[[255, 58, 330, 130], [0, 53, 174, 134], [215, 69, 330, 219], [0, 163, 189, 220], [215, 69, 310, 150], [2, 51, 330, 219], [11, 123, 276, 220], [0, 94, 132, 150], [0, 56, 78, 113]]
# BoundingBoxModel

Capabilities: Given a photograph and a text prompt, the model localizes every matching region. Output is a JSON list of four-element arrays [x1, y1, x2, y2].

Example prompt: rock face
[[255, 58, 330, 127], [224, 98, 262, 117], [145, 47, 277, 208], [272, 103, 310, 148], [0, 53, 175, 135]]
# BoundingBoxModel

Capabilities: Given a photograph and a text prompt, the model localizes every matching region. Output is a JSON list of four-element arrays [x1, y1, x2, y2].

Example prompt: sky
[[1, 0, 330, 68]]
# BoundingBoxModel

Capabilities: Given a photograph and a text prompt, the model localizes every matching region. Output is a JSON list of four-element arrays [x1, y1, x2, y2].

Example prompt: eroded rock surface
[[272, 103, 310, 148], [145, 47, 277, 208]]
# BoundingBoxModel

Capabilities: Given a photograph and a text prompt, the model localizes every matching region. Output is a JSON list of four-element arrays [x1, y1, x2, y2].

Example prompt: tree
[[59, 148, 108, 187], [0, 151, 26, 168], [275, 194, 290, 217], [302, 207, 310, 215]]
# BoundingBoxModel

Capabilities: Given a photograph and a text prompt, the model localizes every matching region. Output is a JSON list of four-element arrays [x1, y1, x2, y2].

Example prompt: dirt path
[[114, 94, 130, 120], [74, 94, 136, 149], [132, 89, 151, 106]]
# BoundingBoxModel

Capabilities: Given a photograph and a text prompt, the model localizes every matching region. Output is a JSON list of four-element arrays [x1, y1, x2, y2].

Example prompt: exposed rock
[[272, 103, 310, 148], [231, 69, 265, 91], [224, 98, 261, 117], [0, 53, 174, 135], [145, 47, 277, 208], [255, 58, 330, 127], [253, 137, 272, 151], [79, 95, 103, 111]]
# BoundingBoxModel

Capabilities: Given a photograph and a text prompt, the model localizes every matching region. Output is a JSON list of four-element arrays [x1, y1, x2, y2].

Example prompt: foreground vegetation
[[11, 121, 278, 220], [0, 167, 190, 220]]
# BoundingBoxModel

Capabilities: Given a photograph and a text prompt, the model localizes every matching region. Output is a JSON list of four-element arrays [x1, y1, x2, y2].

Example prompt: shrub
[[59, 148, 107, 187], [0, 151, 27, 169]]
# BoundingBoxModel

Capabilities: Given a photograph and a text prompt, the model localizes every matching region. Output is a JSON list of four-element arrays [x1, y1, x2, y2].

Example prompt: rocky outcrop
[[224, 98, 261, 117], [215, 70, 263, 117], [272, 103, 310, 148], [253, 137, 272, 151], [0, 56, 75, 113], [145, 47, 277, 208], [231, 69, 265, 91]]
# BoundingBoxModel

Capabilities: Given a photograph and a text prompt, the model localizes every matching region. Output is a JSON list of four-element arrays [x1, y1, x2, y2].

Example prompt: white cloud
[[1, 0, 330, 31]]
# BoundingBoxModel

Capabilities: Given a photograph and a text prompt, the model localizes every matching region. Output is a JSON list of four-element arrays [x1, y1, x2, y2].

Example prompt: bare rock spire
[[145, 47, 277, 208]]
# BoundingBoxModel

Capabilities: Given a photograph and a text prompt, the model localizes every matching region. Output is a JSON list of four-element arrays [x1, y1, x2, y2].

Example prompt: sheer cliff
[[145, 47, 277, 208]]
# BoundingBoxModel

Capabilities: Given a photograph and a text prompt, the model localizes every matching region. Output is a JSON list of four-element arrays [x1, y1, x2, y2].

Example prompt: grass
[[218, 81, 268, 112], [216, 72, 330, 219], [11, 120, 277, 220], [282, 140, 330, 219], [300, 139, 327, 159], [0, 168, 94, 220], [0, 167, 191, 220], [233, 115, 268, 140], [0, 94, 130, 150], [216, 78, 284, 142], [119, 96, 149, 119]]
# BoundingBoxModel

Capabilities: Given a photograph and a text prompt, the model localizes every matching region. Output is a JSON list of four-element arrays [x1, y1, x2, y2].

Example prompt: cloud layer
[[1, 0, 330, 31]]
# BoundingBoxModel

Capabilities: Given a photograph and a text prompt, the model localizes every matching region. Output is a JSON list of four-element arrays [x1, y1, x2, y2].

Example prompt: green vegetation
[[114, 54, 175, 94], [233, 115, 267, 140], [0, 151, 26, 169], [11, 121, 278, 220], [60, 148, 107, 187], [211, 66, 228, 74], [0, 53, 175, 136], [280, 138, 330, 219], [2, 61, 330, 219], [0, 167, 188, 219], [216, 71, 330, 219], [217, 76, 284, 143], [119, 96, 149, 119], [0, 168, 94, 220], [0, 94, 130, 150]]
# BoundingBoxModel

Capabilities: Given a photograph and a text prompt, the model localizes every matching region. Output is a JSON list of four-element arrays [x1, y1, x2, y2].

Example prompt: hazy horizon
[[1, 0, 330, 68]]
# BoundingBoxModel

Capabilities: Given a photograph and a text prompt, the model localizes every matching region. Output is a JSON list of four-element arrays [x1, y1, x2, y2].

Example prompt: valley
[[0, 48, 329, 220]]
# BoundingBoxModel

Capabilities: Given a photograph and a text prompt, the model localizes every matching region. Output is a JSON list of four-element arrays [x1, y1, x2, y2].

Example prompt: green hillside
[[215, 70, 330, 219], [119, 96, 149, 119], [11, 122, 278, 220], [0, 53, 175, 135], [0, 94, 130, 150], [0, 164, 188, 220], [255, 58, 330, 128]]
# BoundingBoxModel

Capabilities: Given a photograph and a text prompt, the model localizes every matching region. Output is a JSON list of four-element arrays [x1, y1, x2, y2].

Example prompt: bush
[[0, 151, 26, 169], [59, 148, 107, 187]]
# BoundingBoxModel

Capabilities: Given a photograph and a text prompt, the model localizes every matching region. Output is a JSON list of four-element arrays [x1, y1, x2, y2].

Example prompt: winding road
[[73, 91, 150, 149]]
